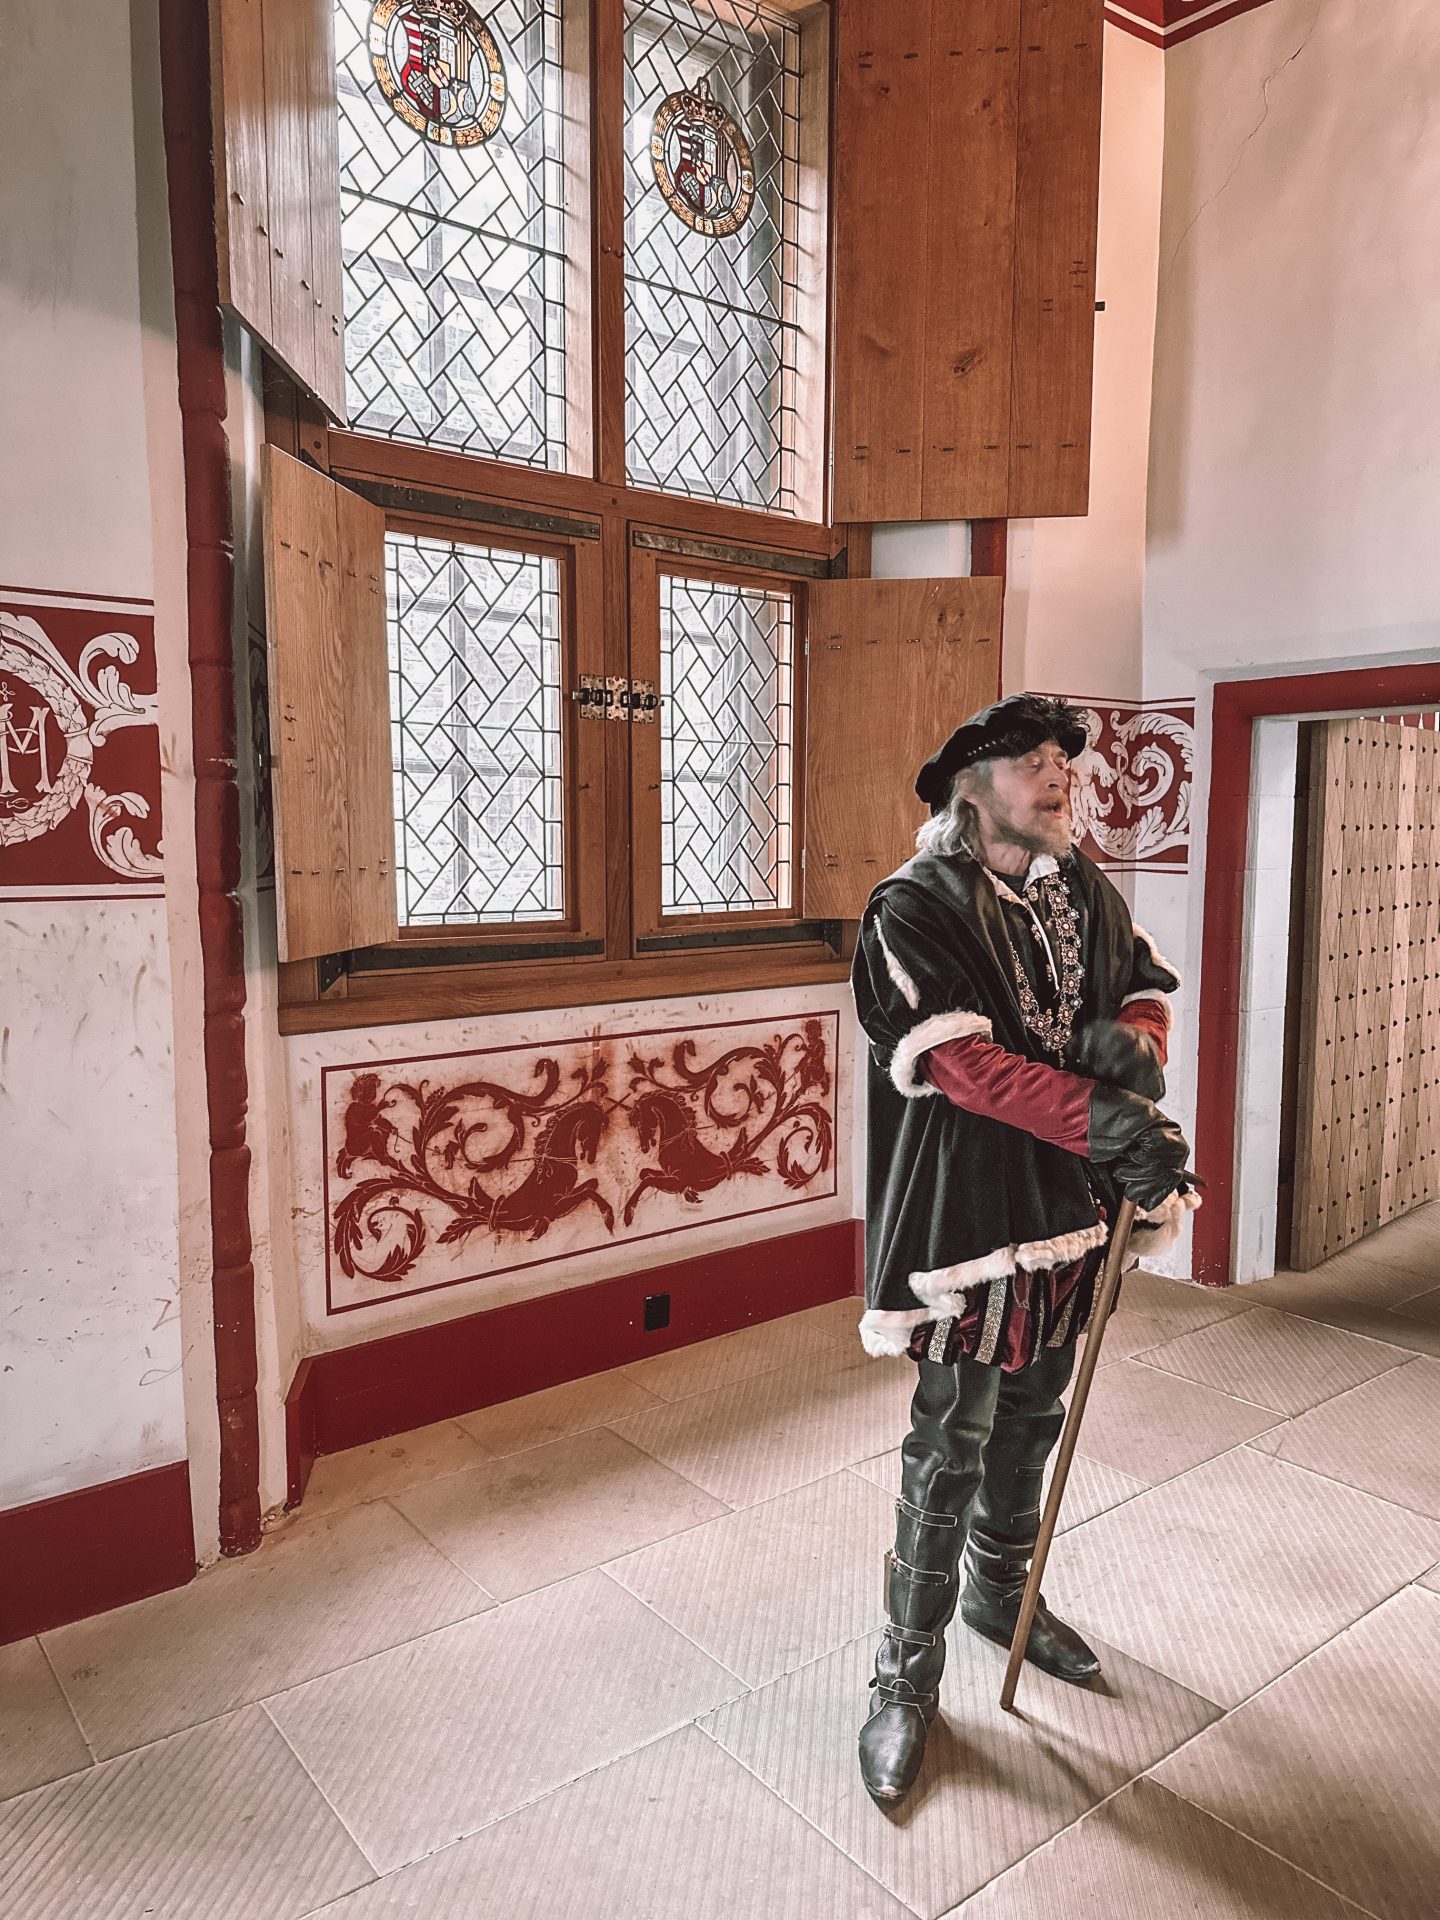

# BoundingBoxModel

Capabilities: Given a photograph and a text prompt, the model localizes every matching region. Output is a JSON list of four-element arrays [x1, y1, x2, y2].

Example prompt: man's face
[[967, 740, 1075, 857]]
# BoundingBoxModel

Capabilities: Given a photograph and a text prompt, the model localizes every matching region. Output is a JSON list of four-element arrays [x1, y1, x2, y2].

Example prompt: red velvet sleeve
[[1116, 998, 1170, 1065], [923, 1034, 1095, 1156]]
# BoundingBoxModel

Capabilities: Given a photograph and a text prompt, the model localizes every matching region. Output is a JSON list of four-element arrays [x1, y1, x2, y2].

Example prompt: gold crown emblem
[[414, 0, 473, 26], [675, 77, 732, 131]]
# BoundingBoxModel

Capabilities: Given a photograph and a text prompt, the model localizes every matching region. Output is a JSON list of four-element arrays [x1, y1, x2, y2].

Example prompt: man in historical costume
[[851, 693, 1199, 1808]]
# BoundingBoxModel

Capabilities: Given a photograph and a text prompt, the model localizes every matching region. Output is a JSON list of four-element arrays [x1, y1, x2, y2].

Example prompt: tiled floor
[[4, 1211, 1440, 1919]]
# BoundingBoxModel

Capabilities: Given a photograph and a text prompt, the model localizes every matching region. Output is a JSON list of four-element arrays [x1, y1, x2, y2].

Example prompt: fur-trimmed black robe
[[852, 848, 1194, 1357]]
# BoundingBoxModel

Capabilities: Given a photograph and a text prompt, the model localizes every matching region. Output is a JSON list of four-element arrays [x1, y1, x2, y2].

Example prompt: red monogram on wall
[[1048, 694, 1195, 874], [323, 1014, 840, 1313], [0, 592, 162, 899]]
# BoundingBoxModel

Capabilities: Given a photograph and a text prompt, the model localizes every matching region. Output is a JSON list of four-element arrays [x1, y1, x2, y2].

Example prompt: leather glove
[[1087, 1082, 1167, 1159], [1070, 1017, 1165, 1102], [1110, 1120, 1192, 1212], [1087, 1083, 1193, 1210]]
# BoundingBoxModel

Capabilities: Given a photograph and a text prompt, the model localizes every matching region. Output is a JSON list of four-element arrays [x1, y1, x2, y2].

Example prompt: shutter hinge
[[572, 675, 661, 723]]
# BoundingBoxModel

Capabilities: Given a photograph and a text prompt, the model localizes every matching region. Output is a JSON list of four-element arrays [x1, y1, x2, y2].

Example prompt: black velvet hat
[[915, 693, 1088, 812]]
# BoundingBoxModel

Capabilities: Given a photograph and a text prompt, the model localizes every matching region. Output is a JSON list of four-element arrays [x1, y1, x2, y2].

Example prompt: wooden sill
[[278, 943, 852, 1034]]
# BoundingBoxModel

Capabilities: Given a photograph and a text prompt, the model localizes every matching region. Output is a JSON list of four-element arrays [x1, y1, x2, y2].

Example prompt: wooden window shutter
[[830, 0, 1101, 523], [1007, 0, 1104, 518], [212, 0, 346, 419], [262, 448, 398, 961], [802, 577, 1002, 918]]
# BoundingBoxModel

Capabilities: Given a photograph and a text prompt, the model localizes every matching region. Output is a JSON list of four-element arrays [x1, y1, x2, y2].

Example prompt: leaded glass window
[[624, 0, 803, 514], [335, 0, 568, 465], [660, 573, 794, 913], [387, 530, 564, 923]]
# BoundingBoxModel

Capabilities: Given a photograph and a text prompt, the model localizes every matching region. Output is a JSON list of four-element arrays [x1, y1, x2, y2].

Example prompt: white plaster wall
[[870, 522, 971, 580], [0, 0, 193, 1509], [1146, 0, 1440, 691], [1005, 23, 1165, 700], [286, 985, 859, 1352], [1138, 0, 1440, 1277]]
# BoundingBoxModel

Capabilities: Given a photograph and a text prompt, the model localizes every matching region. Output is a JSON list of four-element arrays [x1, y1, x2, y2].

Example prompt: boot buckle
[[896, 1496, 959, 1529], [885, 1623, 938, 1651]]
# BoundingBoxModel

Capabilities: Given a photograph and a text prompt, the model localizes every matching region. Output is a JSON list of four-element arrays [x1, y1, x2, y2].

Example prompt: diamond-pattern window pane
[[388, 531, 564, 924], [336, 0, 567, 466], [624, 0, 802, 513], [660, 574, 793, 914]]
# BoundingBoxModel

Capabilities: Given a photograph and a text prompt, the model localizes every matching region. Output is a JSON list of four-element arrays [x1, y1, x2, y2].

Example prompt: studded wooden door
[[1291, 717, 1440, 1268]]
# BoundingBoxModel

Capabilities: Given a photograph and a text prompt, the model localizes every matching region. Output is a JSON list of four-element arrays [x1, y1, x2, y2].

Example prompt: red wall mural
[[1048, 693, 1195, 874], [0, 589, 163, 900], [323, 1012, 840, 1313]]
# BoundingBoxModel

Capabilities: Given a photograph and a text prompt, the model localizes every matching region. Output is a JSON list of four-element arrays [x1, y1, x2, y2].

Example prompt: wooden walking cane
[[1000, 1196, 1139, 1712]]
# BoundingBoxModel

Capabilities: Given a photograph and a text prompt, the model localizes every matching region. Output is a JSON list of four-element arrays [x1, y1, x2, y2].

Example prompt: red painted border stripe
[[0, 1464, 195, 1645], [1104, 9, 1166, 48], [1164, 0, 1281, 48], [157, 0, 261, 1555], [289, 1219, 864, 1498], [1193, 662, 1440, 1287], [1104, 0, 1279, 47], [0, 583, 156, 609]]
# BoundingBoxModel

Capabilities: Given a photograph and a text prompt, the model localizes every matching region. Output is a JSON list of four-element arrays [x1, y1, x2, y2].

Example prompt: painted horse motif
[[474, 1099, 616, 1241], [622, 1089, 768, 1226]]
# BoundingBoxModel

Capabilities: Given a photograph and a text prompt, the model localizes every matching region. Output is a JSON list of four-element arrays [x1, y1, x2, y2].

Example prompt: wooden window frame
[[275, 0, 843, 1032], [628, 544, 810, 944], [380, 507, 608, 953]]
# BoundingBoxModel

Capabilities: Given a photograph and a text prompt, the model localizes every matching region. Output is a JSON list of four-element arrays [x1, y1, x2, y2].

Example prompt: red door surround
[[1193, 662, 1440, 1287]]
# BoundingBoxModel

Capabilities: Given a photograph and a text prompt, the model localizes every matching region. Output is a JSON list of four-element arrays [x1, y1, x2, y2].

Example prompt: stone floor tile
[[943, 1776, 1368, 1920], [848, 1447, 1146, 1537], [611, 1350, 914, 1508], [306, 1724, 910, 1920], [1100, 1268, 1253, 1353], [609, 1469, 895, 1687], [1053, 1447, 1440, 1708], [788, 1294, 869, 1349], [299, 1420, 494, 1521], [43, 1501, 491, 1759], [1376, 1283, 1440, 1358], [0, 1640, 91, 1803], [703, 1628, 1218, 1920], [1243, 1265, 1414, 1317], [1153, 1585, 1440, 1920], [266, 1569, 741, 1875], [456, 1367, 664, 1456], [392, 1426, 727, 1601], [0, 1707, 370, 1920], [1060, 1358, 1279, 1485], [1248, 1356, 1440, 1518], [618, 1314, 843, 1402], [1139, 1305, 1412, 1416]]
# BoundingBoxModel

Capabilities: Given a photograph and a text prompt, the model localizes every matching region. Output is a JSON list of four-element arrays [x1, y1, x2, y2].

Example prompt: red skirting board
[[287, 1219, 866, 1507], [0, 1462, 196, 1645]]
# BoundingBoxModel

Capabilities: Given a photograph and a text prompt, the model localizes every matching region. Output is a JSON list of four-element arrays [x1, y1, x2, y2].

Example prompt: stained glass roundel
[[368, 0, 507, 148], [649, 78, 755, 238]]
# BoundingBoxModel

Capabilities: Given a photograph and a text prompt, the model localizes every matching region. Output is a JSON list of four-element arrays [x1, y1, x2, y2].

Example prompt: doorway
[[1230, 709, 1439, 1284]]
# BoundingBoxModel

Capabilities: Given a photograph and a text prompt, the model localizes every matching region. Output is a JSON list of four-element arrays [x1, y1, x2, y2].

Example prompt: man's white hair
[[915, 768, 986, 858]]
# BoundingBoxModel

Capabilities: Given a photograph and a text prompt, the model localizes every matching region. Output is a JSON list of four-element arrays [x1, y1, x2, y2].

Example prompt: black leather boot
[[859, 1358, 995, 1807], [959, 1342, 1102, 1685], [859, 1498, 959, 1806]]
